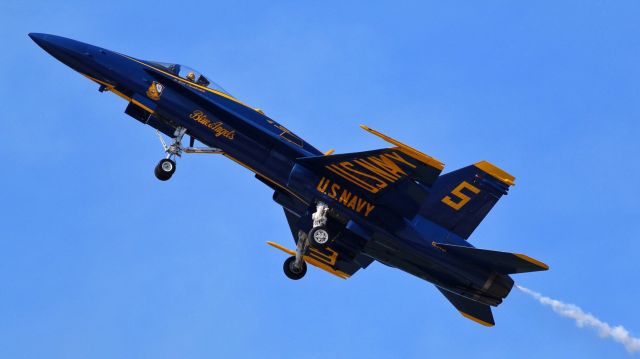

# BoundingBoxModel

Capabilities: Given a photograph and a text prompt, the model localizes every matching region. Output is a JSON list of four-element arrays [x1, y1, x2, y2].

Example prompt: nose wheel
[[154, 158, 176, 181]]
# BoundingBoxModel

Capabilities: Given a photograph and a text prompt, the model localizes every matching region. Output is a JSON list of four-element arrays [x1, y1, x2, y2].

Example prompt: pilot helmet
[[186, 72, 195, 81]]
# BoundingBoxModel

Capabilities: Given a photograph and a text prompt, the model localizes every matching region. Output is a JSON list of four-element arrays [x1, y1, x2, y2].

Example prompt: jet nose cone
[[28, 33, 95, 74], [29, 32, 52, 50], [28, 32, 46, 41], [29, 33, 69, 58]]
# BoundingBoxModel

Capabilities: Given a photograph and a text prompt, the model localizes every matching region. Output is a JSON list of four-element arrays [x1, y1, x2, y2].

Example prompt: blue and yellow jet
[[30, 33, 548, 326]]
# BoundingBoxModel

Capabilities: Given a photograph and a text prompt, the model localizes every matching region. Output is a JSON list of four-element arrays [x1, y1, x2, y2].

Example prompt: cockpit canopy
[[146, 61, 232, 96]]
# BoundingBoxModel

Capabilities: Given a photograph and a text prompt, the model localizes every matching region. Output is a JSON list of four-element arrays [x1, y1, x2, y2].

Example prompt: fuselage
[[30, 33, 514, 309]]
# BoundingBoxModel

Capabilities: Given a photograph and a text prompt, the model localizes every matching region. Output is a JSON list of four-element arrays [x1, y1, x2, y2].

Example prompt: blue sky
[[2, 1, 640, 358]]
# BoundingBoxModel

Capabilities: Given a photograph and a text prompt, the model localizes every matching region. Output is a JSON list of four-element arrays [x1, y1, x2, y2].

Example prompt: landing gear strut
[[282, 202, 332, 280], [154, 127, 222, 181], [285, 229, 310, 280], [154, 127, 186, 181]]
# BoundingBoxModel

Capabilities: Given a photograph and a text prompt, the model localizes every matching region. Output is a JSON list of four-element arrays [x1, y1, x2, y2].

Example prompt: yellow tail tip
[[474, 161, 516, 186]]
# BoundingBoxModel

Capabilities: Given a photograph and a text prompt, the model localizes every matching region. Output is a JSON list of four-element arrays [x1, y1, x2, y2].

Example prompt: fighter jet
[[30, 33, 548, 326]]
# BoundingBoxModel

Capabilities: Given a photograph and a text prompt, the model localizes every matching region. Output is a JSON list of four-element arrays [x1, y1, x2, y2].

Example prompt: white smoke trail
[[517, 285, 640, 354]]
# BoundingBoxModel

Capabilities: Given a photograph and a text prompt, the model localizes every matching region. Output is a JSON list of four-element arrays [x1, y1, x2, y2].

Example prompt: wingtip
[[514, 253, 550, 271], [359, 124, 445, 170], [459, 311, 495, 327]]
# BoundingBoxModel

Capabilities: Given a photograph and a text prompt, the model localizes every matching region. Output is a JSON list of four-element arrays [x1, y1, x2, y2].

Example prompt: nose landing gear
[[154, 127, 222, 181], [154, 127, 186, 181]]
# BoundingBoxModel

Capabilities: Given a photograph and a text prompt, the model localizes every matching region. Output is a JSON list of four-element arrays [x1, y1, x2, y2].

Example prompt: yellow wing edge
[[514, 253, 550, 271], [459, 311, 495, 327], [474, 160, 516, 186], [359, 124, 445, 171], [266, 241, 350, 279]]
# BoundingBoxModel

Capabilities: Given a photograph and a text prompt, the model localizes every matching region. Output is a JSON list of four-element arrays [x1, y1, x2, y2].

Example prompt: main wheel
[[308, 225, 330, 248], [283, 256, 307, 280], [154, 159, 176, 181]]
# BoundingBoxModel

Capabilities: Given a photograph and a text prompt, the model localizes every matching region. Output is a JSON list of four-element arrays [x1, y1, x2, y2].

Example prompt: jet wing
[[291, 125, 446, 219], [296, 147, 444, 219], [298, 125, 444, 190], [297, 147, 443, 190]]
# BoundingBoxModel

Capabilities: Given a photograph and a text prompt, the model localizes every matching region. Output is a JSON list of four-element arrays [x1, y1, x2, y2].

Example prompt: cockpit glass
[[146, 61, 232, 96]]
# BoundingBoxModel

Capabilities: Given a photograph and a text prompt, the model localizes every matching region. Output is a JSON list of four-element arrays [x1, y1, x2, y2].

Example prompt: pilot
[[186, 71, 196, 82]]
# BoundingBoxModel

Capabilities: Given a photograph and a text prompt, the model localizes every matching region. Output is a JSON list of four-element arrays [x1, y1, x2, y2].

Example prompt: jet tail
[[421, 161, 515, 239], [433, 242, 549, 274], [437, 286, 495, 327]]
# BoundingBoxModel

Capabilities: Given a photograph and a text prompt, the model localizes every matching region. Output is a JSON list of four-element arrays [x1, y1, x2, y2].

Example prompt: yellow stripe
[[474, 161, 515, 186], [266, 241, 350, 279], [459, 311, 494, 327], [359, 125, 445, 170], [324, 149, 335, 156], [82, 73, 112, 87], [304, 256, 350, 279], [82, 74, 154, 113], [514, 253, 549, 270], [267, 241, 295, 255], [131, 98, 154, 113]]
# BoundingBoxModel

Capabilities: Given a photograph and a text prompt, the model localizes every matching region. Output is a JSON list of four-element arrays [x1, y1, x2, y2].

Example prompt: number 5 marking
[[442, 181, 480, 210]]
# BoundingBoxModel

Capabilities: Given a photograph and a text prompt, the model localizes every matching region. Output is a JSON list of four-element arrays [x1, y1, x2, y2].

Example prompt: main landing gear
[[282, 202, 332, 280], [283, 229, 310, 280], [309, 202, 331, 248], [154, 127, 223, 181]]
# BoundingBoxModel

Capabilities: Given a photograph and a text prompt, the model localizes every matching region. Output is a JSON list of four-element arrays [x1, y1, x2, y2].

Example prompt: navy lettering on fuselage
[[316, 177, 375, 217]]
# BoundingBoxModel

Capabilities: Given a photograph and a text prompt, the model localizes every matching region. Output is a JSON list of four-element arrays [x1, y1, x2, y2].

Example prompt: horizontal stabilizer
[[437, 287, 495, 327], [434, 243, 549, 274]]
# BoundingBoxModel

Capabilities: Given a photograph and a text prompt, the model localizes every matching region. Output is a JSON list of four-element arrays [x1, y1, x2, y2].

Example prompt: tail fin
[[437, 286, 495, 327], [434, 242, 549, 274], [421, 161, 515, 239]]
